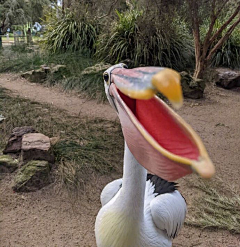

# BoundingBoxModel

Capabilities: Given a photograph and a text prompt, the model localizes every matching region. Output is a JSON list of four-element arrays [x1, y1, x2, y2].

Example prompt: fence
[[0, 31, 34, 47]]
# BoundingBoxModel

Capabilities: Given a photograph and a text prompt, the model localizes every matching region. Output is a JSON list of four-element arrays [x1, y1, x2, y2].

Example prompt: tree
[[0, 0, 55, 48], [0, 0, 26, 48], [0, 0, 26, 34], [186, 0, 240, 79], [27, 0, 54, 23], [0, 0, 54, 33]]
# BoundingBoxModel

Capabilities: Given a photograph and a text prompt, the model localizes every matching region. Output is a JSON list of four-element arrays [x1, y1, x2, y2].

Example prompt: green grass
[[1, 36, 43, 42], [44, 54, 109, 102], [0, 46, 108, 101], [0, 46, 43, 72], [2, 37, 14, 42], [0, 87, 123, 190], [186, 178, 240, 234]]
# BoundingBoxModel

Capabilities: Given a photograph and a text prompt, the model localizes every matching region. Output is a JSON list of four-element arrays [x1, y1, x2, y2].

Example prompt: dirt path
[[0, 73, 240, 247], [0, 73, 117, 121]]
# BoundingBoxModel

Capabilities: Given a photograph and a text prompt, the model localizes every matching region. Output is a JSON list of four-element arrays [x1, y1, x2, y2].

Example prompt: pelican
[[95, 64, 215, 247]]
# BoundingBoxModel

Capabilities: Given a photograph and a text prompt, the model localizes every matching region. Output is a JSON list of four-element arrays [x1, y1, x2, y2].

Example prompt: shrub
[[211, 37, 240, 69], [44, 53, 109, 101], [200, 19, 240, 69], [96, 9, 194, 70], [42, 11, 99, 55]]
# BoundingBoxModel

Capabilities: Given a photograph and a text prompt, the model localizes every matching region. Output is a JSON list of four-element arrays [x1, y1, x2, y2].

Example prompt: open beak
[[109, 66, 215, 181]]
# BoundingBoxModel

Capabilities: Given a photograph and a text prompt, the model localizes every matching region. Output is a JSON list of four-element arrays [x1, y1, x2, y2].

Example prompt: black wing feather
[[147, 174, 178, 196]]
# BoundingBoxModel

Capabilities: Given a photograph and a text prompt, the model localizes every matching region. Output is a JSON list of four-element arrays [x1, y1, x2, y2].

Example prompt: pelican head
[[103, 63, 215, 181]]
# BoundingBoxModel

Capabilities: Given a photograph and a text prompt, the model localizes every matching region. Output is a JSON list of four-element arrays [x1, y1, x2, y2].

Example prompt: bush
[[211, 37, 240, 69], [201, 19, 240, 69], [0, 48, 43, 73], [42, 53, 108, 101], [11, 43, 33, 53], [42, 11, 99, 55], [96, 9, 194, 70]]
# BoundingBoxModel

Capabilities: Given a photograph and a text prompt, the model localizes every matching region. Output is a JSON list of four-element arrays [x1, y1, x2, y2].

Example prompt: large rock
[[0, 155, 18, 173], [180, 71, 206, 99], [13, 160, 51, 192], [21, 69, 47, 83], [21, 133, 55, 163], [51, 64, 67, 74], [21, 64, 67, 83], [215, 68, 240, 89], [3, 126, 36, 155]]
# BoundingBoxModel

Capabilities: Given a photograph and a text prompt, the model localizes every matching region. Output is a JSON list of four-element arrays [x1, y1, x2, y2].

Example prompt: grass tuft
[[186, 179, 240, 234]]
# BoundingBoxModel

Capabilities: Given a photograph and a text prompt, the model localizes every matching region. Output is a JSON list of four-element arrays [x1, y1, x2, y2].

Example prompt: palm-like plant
[[42, 10, 99, 54], [96, 9, 194, 70], [0, 0, 27, 33], [211, 38, 240, 69]]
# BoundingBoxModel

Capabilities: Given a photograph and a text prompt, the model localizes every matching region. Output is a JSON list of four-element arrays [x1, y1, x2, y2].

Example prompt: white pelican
[[95, 64, 215, 247]]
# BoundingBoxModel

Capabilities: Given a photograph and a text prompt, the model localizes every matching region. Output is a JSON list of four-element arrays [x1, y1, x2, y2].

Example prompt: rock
[[3, 126, 36, 155], [21, 69, 47, 83], [215, 68, 240, 89], [50, 64, 68, 81], [51, 64, 67, 74], [0, 155, 18, 173], [40, 64, 51, 73], [50, 136, 60, 146], [21, 133, 55, 163], [22, 133, 51, 151], [180, 71, 205, 99], [13, 160, 51, 192], [21, 64, 68, 83]]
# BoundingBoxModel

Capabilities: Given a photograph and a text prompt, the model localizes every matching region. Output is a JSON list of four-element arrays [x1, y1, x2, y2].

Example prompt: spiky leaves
[[42, 11, 99, 54], [96, 9, 194, 70]]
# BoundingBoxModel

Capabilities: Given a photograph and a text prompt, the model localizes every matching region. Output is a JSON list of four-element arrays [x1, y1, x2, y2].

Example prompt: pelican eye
[[103, 72, 110, 84], [122, 64, 128, 69]]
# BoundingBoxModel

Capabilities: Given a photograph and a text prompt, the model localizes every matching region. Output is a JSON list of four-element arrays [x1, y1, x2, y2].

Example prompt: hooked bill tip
[[191, 158, 215, 179], [151, 69, 183, 108], [170, 99, 183, 110]]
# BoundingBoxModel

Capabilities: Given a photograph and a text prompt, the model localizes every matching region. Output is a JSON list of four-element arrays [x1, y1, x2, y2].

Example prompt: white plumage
[[95, 144, 187, 247]]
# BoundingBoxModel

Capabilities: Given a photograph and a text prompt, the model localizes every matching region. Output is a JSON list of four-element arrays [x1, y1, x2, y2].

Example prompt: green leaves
[[0, 0, 51, 32], [42, 11, 99, 54], [96, 8, 194, 70], [211, 38, 240, 69]]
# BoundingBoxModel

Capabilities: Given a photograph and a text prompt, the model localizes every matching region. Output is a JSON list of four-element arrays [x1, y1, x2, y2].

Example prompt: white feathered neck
[[116, 142, 147, 218]]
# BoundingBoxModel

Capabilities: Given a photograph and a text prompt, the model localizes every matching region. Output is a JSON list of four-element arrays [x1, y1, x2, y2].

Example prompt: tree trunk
[[0, 28, 2, 49], [193, 58, 207, 80], [62, 0, 71, 10]]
